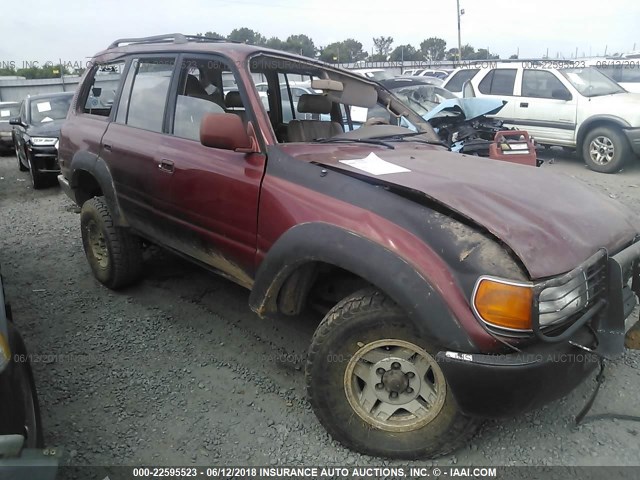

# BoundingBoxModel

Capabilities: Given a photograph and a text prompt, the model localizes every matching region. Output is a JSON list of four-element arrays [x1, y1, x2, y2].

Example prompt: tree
[[372, 36, 394, 60], [509, 54, 519, 59], [389, 44, 421, 61], [198, 31, 226, 40], [420, 37, 447, 61], [227, 28, 265, 45], [446, 44, 477, 60], [319, 39, 367, 63], [474, 48, 499, 60], [0, 65, 17, 77], [15, 63, 71, 79], [265, 36, 285, 51], [283, 34, 316, 58]]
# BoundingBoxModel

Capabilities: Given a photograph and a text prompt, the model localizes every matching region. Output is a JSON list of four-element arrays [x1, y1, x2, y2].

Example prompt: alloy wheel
[[343, 339, 446, 432]]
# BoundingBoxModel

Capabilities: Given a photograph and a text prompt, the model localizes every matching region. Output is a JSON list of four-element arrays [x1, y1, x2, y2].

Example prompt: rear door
[[99, 56, 177, 231], [59, 60, 126, 183], [509, 69, 577, 144], [474, 68, 518, 120]]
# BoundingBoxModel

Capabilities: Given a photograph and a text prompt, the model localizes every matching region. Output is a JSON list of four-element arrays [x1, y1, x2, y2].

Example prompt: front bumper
[[624, 127, 640, 156], [439, 239, 640, 418], [437, 328, 600, 417], [27, 144, 60, 173]]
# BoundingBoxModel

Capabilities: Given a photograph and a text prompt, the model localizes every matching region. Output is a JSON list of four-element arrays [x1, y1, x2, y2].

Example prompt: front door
[[149, 55, 266, 284]]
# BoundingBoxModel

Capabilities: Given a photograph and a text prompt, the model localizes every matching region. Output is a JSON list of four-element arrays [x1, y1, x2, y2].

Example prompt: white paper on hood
[[339, 152, 410, 175], [36, 101, 52, 113], [41, 116, 53, 123], [0, 110, 10, 117]]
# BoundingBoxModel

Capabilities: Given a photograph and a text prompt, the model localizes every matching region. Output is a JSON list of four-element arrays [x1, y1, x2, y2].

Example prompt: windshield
[[560, 67, 626, 97], [0, 104, 20, 122], [30, 95, 72, 124], [389, 85, 456, 116]]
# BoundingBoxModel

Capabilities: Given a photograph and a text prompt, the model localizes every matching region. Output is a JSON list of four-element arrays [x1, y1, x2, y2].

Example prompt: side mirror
[[9, 116, 24, 127], [200, 113, 254, 152], [551, 89, 572, 101]]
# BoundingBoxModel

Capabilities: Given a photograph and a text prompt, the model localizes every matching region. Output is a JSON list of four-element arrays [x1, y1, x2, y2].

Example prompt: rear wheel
[[306, 288, 480, 459], [80, 196, 143, 289], [582, 126, 631, 173]]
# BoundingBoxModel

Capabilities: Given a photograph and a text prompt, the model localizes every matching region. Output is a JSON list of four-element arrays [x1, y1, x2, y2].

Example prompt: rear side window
[[122, 59, 175, 132], [478, 69, 517, 95], [522, 70, 570, 99], [83, 61, 126, 117], [445, 69, 479, 92]]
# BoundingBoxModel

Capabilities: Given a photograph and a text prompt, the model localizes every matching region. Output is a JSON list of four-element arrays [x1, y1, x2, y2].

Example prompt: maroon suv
[[58, 34, 640, 459]]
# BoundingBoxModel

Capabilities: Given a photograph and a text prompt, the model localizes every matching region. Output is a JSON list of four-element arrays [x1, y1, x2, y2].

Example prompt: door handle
[[520, 102, 529, 108], [103, 143, 112, 152], [158, 159, 175, 173]]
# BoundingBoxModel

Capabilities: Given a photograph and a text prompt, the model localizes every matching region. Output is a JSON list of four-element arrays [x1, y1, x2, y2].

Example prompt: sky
[[1, 0, 639, 68]]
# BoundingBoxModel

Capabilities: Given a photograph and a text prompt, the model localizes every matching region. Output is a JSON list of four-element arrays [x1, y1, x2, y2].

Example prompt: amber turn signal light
[[473, 278, 533, 331]]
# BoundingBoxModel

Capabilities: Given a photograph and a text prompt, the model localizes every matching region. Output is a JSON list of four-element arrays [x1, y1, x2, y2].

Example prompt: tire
[[16, 145, 28, 171], [306, 288, 480, 459], [0, 323, 44, 448], [27, 153, 47, 189], [80, 196, 143, 289], [582, 126, 631, 173]]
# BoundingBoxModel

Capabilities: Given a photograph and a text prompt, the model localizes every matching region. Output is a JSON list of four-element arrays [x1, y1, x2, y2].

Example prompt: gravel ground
[[0, 149, 639, 472]]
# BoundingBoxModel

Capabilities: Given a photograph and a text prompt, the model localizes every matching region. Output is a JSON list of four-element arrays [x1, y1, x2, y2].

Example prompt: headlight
[[472, 273, 589, 332], [0, 331, 10, 373], [538, 272, 588, 327], [30, 137, 58, 146]]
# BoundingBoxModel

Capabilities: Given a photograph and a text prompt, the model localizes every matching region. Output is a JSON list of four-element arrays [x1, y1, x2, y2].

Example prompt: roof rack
[[107, 33, 232, 50]]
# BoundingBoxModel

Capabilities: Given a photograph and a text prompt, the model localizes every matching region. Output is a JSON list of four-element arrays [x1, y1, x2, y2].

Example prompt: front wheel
[[27, 154, 47, 189], [16, 145, 28, 171], [582, 126, 631, 173], [306, 288, 480, 459]]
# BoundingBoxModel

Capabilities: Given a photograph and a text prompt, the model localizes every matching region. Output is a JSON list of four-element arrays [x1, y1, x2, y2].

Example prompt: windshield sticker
[[41, 116, 53, 123], [36, 101, 52, 113], [0, 110, 10, 118], [339, 153, 410, 175]]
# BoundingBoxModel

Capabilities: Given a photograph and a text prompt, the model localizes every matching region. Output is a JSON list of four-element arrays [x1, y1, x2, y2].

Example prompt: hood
[[26, 119, 65, 137], [422, 98, 506, 122], [282, 144, 640, 279]]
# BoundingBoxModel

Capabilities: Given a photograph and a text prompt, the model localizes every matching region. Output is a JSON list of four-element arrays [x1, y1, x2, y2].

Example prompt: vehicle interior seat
[[287, 94, 343, 142], [185, 74, 225, 108], [225, 91, 247, 123]]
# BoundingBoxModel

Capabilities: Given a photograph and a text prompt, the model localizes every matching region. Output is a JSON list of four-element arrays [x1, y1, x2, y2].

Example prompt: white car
[[443, 62, 640, 173]]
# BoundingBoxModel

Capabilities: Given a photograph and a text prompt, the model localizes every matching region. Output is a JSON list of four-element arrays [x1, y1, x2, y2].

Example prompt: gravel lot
[[0, 149, 639, 473]]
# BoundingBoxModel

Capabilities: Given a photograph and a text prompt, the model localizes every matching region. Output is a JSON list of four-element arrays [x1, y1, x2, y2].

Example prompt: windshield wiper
[[369, 132, 447, 147], [314, 137, 395, 149]]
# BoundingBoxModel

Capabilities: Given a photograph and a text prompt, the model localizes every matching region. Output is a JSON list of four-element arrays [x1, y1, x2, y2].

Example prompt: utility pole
[[457, 0, 463, 61]]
